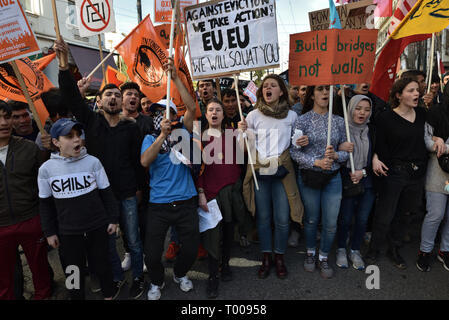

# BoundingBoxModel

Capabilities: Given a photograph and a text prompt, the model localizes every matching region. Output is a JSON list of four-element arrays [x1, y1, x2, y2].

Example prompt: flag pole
[[233, 74, 259, 191], [427, 33, 435, 94], [340, 85, 355, 174], [166, 0, 178, 119], [87, 49, 115, 79], [51, 0, 67, 68], [11, 61, 45, 134]]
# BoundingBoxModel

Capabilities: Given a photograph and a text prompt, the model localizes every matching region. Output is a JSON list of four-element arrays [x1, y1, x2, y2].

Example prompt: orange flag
[[171, 24, 201, 119], [34, 52, 56, 71], [115, 15, 168, 104], [0, 58, 51, 127]]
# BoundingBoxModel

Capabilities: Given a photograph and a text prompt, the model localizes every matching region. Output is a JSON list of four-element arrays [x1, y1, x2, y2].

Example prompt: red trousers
[[0, 215, 51, 300]]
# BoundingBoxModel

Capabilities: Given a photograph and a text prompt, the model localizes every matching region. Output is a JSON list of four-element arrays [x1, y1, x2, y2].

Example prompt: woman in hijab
[[416, 83, 449, 272], [335, 95, 376, 271]]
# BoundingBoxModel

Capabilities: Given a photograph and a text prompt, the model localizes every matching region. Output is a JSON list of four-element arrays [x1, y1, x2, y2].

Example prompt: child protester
[[38, 118, 120, 300]]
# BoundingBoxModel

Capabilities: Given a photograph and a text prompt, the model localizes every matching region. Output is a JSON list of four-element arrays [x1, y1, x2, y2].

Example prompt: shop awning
[[68, 44, 117, 90]]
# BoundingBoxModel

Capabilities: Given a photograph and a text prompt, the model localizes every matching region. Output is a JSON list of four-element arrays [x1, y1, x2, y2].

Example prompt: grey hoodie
[[38, 147, 119, 236]]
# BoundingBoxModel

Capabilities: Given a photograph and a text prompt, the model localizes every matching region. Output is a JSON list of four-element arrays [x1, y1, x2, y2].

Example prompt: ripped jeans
[[297, 171, 342, 256]]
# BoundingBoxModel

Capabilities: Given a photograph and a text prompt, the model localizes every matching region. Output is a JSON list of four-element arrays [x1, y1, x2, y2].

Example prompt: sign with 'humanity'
[[184, 0, 279, 80], [0, 0, 40, 63], [288, 29, 378, 86], [75, 0, 116, 37]]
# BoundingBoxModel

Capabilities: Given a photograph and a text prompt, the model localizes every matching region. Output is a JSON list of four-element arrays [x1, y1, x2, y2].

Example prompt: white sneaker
[[173, 274, 193, 292], [147, 283, 164, 300], [121, 252, 131, 271], [336, 248, 348, 268], [349, 250, 365, 270]]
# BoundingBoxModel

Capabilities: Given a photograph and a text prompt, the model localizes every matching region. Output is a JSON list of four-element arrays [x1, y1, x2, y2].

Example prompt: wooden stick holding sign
[[215, 79, 222, 101], [340, 85, 355, 174], [87, 50, 116, 79], [233, 74, 259, 191], [98, 35, 106, 80], [166, 0, 178, 119], [10, 61, 44, 134], [327, 85, 334, 146], [51, 0, 67, 68]]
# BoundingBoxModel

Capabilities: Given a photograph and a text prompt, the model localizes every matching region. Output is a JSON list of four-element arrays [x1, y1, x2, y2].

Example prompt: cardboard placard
[[184, 0, 279, 80], [289, 29, 378, 86], [308, 0, 374, 31], [75, 0, 116, 37], [0, 0, 41, 63], [155, 0, 198, 23]]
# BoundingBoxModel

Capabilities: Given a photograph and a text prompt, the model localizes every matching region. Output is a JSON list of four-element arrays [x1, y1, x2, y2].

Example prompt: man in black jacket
[[0, 101, 52, 300], [54, 39, 146, 299]]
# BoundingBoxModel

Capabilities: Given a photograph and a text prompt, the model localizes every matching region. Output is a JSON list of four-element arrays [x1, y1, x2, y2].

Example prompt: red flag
[[115, 15, 168, 103], [0, 58, 51, 126], [374, 0, 392, 17], [171, 25, 201, 119], [371, 35, 430, 102]]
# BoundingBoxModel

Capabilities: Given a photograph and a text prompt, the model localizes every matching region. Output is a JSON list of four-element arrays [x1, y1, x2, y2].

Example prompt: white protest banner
[[0, 0, 41, 63], [155, 0, 198, 23], [184, 0, 279, 80], [75, 0, 116, 37]]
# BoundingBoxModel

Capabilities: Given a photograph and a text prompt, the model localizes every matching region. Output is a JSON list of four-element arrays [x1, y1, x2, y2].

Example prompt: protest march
[[3, 0, 449, 304]]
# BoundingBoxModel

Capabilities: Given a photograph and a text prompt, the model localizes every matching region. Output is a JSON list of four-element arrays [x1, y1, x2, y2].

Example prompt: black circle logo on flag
[[0, 59, 43, 99], [133, 45, 164, 88]]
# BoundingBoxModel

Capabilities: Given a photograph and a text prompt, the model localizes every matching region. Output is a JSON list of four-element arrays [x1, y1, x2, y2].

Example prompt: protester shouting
[[140, 58, 199, 301], [54, 38, 145, 299], [365, 77, 428, 269], [290, 85, 348, 279], [240, 74, 304, 280]]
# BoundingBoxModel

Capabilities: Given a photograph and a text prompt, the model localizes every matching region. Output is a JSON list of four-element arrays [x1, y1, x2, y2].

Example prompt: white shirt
[[0, 145, 8, 166], [245, 109, 298, 160]]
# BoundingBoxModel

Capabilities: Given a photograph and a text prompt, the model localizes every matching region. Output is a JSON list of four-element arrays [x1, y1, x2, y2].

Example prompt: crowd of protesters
[[2, 38, 449, 301]]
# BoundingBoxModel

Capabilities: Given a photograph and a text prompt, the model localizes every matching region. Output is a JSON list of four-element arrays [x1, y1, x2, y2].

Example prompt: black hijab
[[427, 83, 449, 142]]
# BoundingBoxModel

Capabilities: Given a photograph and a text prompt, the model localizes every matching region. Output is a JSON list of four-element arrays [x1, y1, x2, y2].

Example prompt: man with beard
[[54, 39, 146, 300], [289, 85, 307, 116]]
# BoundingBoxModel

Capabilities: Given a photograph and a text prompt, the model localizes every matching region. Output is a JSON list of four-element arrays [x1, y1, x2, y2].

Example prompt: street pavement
[[21, 216, 449, 300]]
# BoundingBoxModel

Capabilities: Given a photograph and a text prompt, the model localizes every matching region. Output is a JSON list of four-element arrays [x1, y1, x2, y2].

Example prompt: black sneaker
[[438, 250, 449, 271], [206, 276, 219, 299], [416, 251, 431, 272], [220, 263, 233, 282], [387, 246, 407, 269], [111, 280, 125, 300], [129, 276, 145, 299]]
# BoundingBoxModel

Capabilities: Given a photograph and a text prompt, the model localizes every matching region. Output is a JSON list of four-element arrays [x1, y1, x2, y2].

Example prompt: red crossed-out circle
[[80, 0, 111, 32]]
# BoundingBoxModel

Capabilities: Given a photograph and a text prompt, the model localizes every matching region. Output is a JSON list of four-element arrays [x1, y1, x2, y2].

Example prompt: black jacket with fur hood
[[59, 70, 145, 200]]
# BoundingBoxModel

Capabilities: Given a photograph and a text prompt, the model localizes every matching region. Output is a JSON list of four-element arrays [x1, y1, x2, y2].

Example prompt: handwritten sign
[[289, 29, 378, 86], [0, 0, 41, 63], [184, 0, 279, 80]]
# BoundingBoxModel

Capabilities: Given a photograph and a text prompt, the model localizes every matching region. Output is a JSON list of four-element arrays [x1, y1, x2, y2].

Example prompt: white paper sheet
[[198, 199, 223, 233]]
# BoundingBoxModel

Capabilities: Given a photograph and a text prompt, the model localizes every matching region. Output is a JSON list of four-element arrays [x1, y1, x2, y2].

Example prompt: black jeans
[[370, 168, 425, 251], [58, 226, 114, 300], [144, 197, 199, 286]]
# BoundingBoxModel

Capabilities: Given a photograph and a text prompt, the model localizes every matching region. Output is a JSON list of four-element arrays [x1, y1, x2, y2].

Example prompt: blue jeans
[[297, 171, 342, 256], [120, 196, 144, 279], [337, 187, 376, 251], [254, 178, 290, 254], [108, 235, 124, 282]]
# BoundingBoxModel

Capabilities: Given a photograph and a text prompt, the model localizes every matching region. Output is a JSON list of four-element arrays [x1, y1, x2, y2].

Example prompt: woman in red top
[[196, 98, 248, 299]]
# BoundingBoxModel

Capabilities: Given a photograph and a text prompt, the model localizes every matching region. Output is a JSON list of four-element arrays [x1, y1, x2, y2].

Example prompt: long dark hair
[[301, 85, 339, 115], [256, 74, 290, 106], [389, 77, 419, 108]]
